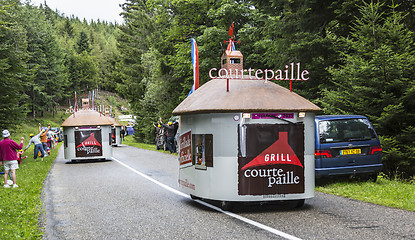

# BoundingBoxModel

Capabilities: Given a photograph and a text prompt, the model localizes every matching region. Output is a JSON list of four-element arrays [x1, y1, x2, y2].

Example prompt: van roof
[[315, 115, 367, 121]]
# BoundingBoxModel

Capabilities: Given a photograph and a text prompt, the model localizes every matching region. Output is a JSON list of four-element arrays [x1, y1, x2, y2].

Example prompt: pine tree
[[0, 0, 29, 128], [320, 1, 415, 179], [63, 18, 74, 37], [23, 4, 67, 118], [76, 30, 91, 54]]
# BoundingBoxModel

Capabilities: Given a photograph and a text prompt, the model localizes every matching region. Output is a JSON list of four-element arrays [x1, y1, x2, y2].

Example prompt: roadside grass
[[0, 112, 66, 239], [122, 135, 178, 156], [316, 175, 415, 211]]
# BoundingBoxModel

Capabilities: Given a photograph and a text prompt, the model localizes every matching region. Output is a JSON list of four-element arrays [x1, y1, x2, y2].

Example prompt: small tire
[[360, 173, 378, 182], [190, 194, 201, 200], [295, 199, 305, 208], [220, 201, 233, 211], [371, 175, 378, 183]]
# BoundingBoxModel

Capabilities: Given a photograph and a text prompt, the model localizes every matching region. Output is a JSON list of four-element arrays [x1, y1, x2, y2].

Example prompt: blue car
[[314, 115, 382, 181]]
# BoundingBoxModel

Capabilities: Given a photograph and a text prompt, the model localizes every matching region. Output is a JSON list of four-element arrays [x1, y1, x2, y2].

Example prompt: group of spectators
[[24, 123, 58, 161], [0, 123, 60, 188], [119, 124, 135, 142], [153, 117, 179, 153]]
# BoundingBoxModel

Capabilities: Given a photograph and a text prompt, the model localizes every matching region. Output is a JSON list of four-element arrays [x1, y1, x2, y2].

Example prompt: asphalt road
[[42, 145, 415, 240]]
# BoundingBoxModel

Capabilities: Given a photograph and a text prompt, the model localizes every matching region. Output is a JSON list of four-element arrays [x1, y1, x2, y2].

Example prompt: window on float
[[192, 134, 213, 170]]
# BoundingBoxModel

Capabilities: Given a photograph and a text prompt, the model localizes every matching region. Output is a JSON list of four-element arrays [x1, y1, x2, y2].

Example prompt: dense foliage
[[117, 0, 415, 180], [1, 0, 414, 179], [0, 0, 120, 124]]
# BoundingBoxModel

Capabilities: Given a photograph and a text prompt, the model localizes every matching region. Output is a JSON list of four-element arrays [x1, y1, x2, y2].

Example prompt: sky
[[25, 0, 125, 24]]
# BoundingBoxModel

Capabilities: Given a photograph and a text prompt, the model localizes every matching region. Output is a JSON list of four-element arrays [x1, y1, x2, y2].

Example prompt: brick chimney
[[221, 41, 243, 72]]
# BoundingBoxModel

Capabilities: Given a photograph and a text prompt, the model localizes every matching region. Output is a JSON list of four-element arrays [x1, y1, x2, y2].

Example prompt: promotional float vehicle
[[107, 116, 123, 147], [61, 110, 114, 162], [173, 33, 321, 209]]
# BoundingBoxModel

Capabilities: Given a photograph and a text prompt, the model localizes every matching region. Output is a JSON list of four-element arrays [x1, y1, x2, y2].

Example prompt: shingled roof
[[61, 110, 114, 127], [173, 79, 321, 115]]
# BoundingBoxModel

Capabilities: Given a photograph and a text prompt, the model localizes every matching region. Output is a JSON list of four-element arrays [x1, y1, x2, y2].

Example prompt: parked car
[[314, 115, 382, 181]]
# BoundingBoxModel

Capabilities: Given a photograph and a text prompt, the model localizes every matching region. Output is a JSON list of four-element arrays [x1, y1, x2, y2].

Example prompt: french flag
[[188, 38, 199, 96], [74, 91, 77, 112], [92, 90, 94, 110]]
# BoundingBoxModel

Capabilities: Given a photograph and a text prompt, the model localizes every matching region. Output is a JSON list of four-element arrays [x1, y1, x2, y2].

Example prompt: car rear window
[[318, 118, 377, 143]]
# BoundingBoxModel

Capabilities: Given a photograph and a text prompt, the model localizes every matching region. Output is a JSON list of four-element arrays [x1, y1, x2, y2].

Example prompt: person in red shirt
[[0, 129, 24, 188]]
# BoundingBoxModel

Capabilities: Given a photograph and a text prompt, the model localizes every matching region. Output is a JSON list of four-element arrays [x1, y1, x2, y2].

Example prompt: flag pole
[[74, 91, 77, 117]]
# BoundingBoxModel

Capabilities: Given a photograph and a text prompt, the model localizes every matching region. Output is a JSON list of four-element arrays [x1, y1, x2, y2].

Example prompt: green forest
[[1, 0, 414, 180]]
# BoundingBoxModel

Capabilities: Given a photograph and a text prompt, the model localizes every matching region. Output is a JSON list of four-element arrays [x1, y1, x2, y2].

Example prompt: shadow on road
[[182, 197, 314, 214], [65, 159, 112, 164]]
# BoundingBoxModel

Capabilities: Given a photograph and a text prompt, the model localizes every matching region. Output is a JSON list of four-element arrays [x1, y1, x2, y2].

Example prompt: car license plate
[[341, 148, 361, 155]]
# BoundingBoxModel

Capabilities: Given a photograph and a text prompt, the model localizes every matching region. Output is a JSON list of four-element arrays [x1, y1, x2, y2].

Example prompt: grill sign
[[75, 130, 103, 157], [238, 124, 304, 195]]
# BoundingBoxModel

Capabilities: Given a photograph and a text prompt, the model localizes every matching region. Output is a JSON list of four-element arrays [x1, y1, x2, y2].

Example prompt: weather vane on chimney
[[224, 22, 241, 50]]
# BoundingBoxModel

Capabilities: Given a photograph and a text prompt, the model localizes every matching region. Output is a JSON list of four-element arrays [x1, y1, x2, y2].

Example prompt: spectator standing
[[48, 131, 56, 150], [153, 122, 162, 135], [153, 117, 164, 136], [39, 123, 50, 156], [120, 127, 125, 142], [0, 129, 24, 188], [24, 131, 45, 161], [47, 131, 52, 149], [164, 121, 176, 153], [173, 120, 179, 150]]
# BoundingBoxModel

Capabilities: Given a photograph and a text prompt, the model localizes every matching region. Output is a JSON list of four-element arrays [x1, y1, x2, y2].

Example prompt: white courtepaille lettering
[[264, 69, 274, 82], [255, 69, 263, 79], [243, 168, 301, 187], [218, 68, 228, 78], [208, 68, 217, 79], [77, 146, 101, 154], [209, 62, 309, 81]]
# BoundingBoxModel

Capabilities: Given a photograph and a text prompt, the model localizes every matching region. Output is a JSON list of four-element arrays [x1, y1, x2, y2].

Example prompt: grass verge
[[0, 112, 67, 239], [0, 143, 61, 239], [122, 135, 178, 156], [316, 175, 415, 211]]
